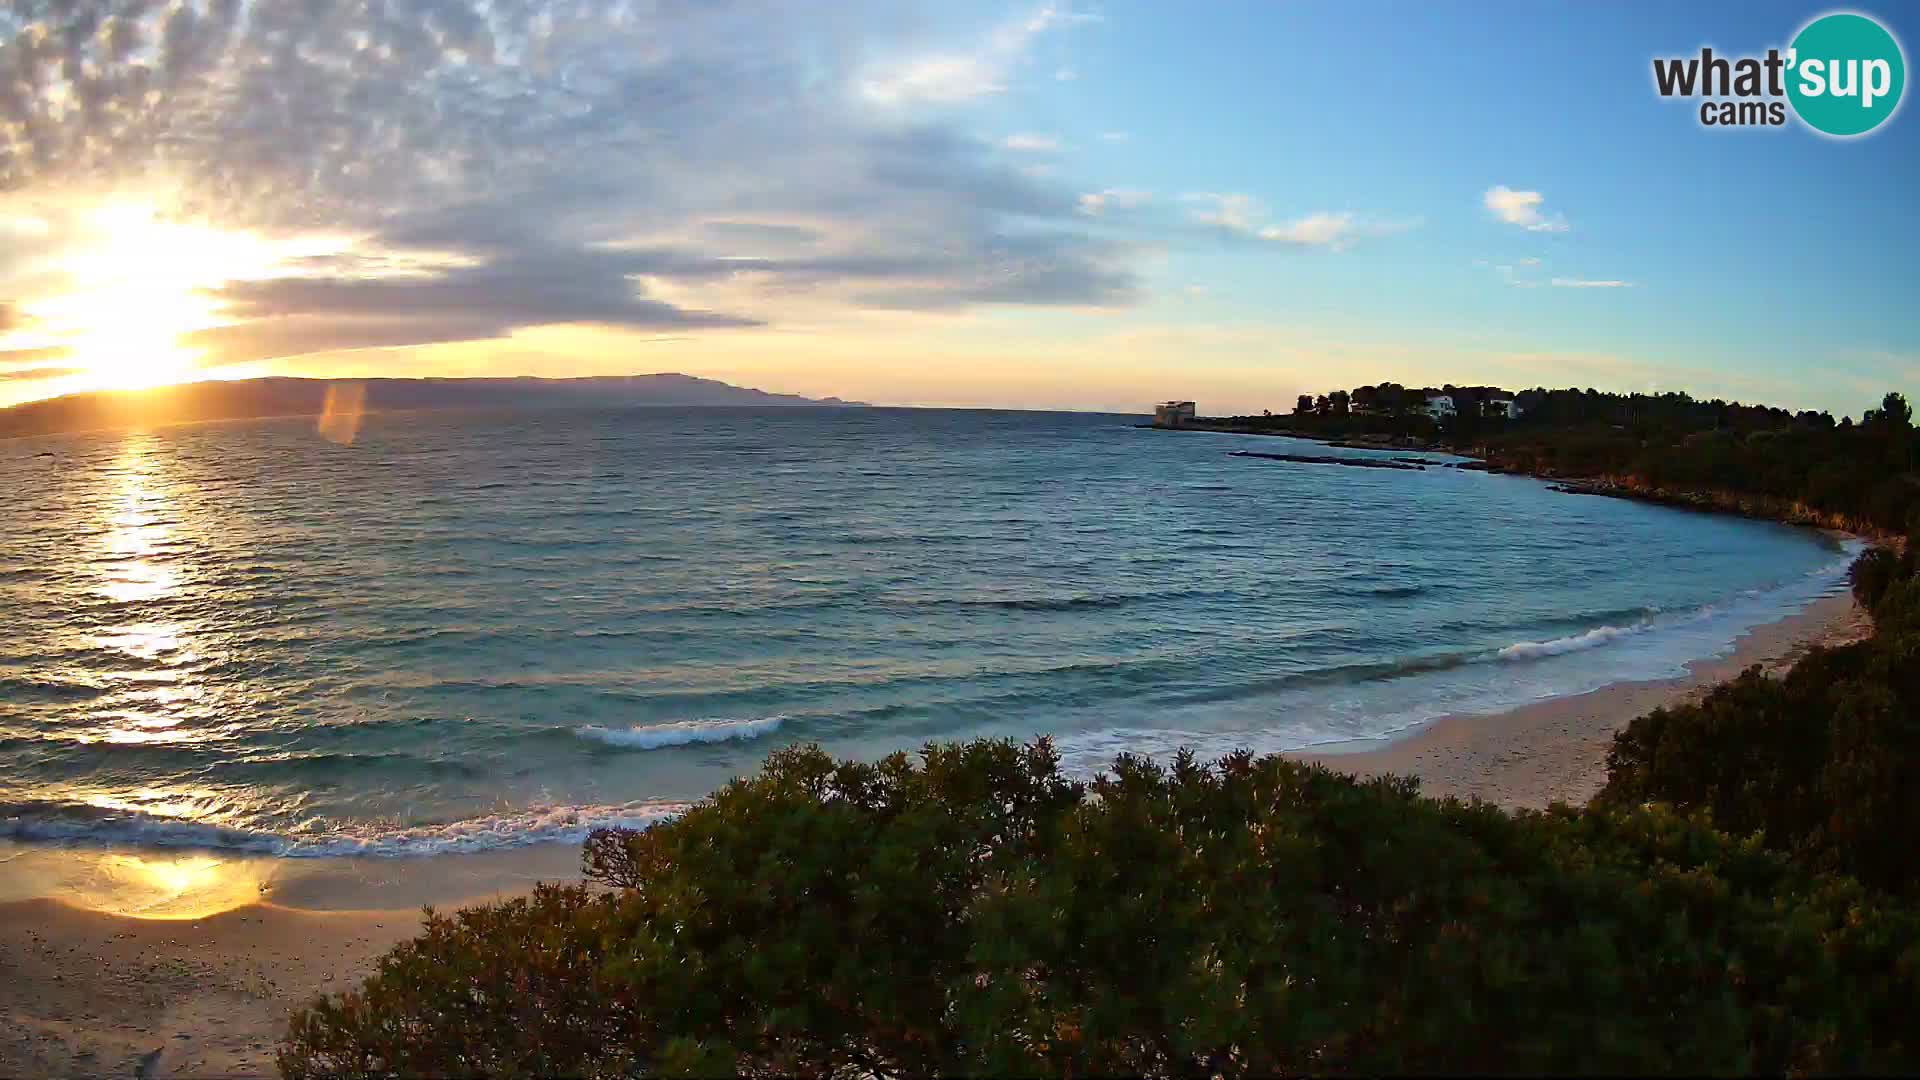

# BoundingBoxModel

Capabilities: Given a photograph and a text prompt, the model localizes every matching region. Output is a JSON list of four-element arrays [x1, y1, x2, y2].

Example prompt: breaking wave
[[575, 714, 790, 750], [1496, 621, 1654, 661]]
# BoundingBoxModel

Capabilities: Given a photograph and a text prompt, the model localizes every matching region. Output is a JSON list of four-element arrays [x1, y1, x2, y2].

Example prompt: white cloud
[[1099, 131, 1130, 143], [1517, 256, 1542, 266], [1182, 193, 1408, 251], [1055, 67, 1077, 81], [1, 0, 1155, 367], [1003, 133, 1062, 152], [1550, 277, 1635, 288], [1258, 212, 1355, 247], [859, 3, 1095, 106], [1078, 188, 1152, 215], [1483, 185, 1569, 232], [862, 56, 1007, 104]]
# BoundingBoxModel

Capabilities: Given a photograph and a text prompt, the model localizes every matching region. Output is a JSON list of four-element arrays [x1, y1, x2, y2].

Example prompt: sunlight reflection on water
[[0, 410, 1850, 867]]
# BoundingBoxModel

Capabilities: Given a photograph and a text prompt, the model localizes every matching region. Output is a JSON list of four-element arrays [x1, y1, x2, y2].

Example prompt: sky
[[0, 0, 1915, 415]]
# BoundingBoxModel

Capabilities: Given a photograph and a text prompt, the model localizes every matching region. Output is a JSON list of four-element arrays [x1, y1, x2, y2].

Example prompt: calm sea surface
[[0, 407, 1851, 856]]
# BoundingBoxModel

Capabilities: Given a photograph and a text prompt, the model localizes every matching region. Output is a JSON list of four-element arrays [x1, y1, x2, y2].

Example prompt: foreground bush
[[1599, 542, 1920, 896], [281, 739, 1920, 1077]]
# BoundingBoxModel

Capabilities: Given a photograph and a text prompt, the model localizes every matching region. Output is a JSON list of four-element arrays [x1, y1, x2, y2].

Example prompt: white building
[[1482, 396, 1519, 419], [1424, 393, 1456, 419], [1154, 401, 1197, 427]]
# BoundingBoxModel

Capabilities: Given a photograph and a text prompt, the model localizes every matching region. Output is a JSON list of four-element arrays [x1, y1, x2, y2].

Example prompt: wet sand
[[0, 588, 1873, 1077], [1292, 590, 1872, 808], [0, 843, 582, 1078]]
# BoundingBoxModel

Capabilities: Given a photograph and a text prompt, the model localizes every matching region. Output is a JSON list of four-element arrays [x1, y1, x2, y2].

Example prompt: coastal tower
[[1154, 401, 1197, 428]]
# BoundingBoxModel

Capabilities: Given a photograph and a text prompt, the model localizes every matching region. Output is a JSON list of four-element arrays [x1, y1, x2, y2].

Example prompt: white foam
[[1, 800, 691, 858], [1496, 621, 1651, 661], [282, 801, 689, 856], [575, 714, 788, 750]]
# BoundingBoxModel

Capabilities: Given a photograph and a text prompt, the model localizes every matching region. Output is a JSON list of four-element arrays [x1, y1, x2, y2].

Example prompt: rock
[[1228, 450, 1425, 471]]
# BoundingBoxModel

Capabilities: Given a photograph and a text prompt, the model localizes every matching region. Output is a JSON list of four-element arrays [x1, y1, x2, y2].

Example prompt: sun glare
[[9, 200, 330, 396]]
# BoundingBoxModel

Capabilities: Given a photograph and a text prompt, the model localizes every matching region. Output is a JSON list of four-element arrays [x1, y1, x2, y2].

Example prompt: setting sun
[[1, 200, 340, 399], [38, 203, 261, 391]]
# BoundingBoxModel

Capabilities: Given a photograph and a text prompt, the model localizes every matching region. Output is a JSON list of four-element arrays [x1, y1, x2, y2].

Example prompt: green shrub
[[1851, 545, 1901, 608], [281, 741, 1920, 1077], [1601, 547, 1920, 897]]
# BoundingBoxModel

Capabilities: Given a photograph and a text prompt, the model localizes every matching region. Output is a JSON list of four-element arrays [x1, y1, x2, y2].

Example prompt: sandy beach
[[1293, 589, 1872, 808], [0, 844, 581, 1077], [0, 587, 1873, 1078]]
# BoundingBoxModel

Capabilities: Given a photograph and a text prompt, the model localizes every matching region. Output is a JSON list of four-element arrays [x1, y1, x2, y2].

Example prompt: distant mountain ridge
[[0, 374, 866, 439]]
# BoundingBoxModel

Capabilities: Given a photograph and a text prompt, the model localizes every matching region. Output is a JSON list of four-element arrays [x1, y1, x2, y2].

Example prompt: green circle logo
[[1787, 12, 1906, 136]]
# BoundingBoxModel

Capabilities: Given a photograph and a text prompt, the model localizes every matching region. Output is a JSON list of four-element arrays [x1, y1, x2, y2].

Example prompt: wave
[[575, 714, 789, 750], [1496, 621, 1653, 661], [0, 676, 111, 702], [0, 798, 690, 858]]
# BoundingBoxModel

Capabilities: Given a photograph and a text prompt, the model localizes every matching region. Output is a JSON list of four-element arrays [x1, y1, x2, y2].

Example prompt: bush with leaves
[[1599, 545, 1920, 897], [281, 739, 1920, 1077]]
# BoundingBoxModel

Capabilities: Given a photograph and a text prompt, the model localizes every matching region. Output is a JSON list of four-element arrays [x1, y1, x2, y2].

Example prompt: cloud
[[0, 345, 75, 379], [1181, 193, 1408, 251], [1483, 186, 1569, 232], [0, 366, 82, 382], [1003, 133, 1062, 152], [1480, 258, 1633, 289], [1077, 188, 1151, 216], [858, 3, 1095, 106], [0, 302, 15, 332], [1257, 212, 1357, 247], [1, 0, 1153, 365], [1099, 131, 1130, 143]]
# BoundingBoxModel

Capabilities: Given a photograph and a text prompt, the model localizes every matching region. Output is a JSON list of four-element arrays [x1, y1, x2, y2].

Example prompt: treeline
[[1265, 384, 1918, 534], [1478, 390, 1917, 535], [283, 542, 1920, 1077]]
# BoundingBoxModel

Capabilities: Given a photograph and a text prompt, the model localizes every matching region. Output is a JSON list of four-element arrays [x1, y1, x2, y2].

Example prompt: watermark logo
[[1653, 11, 1906, 137]]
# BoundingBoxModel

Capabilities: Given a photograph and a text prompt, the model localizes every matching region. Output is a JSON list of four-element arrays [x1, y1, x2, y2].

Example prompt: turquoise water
[[0, 407, 1852, 855]]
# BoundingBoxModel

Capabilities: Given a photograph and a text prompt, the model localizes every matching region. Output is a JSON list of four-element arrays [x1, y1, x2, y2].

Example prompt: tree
[[284, 740, 1920, 1077], [1328, 389, 1350, 416], [1295, 394, 1313, 415]]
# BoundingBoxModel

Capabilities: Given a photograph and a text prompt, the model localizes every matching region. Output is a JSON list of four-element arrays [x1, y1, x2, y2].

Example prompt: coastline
[[3, 590, 1870, 1080], [0, 530, 1877, 1076], [1290, 587, 1871, 808]]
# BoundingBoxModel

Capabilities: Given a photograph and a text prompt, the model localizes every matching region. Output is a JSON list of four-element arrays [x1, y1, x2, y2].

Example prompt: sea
[[0, 406, 1856, 858]]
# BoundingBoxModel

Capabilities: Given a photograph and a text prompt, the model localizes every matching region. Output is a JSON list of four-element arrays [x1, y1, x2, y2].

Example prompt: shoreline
[[1289, 587, 1871, 808], [0, 844, 586, 1077], [0, 533, 1877, 1076]]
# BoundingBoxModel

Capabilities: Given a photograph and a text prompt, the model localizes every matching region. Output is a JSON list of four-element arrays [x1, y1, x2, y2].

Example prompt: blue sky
[[981, 0, 1917, 409], [0, 1, 1914, 415]]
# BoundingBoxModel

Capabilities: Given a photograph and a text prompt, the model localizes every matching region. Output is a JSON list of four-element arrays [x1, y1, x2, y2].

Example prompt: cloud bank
[[0, 1, 1145, 364]]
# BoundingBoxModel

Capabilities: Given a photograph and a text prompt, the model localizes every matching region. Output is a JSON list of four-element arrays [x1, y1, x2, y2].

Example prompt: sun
[[19, 201, 294, 393]]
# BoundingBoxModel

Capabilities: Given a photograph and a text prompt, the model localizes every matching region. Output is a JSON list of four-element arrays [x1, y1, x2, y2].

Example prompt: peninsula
[[0, 374, 864, 440]]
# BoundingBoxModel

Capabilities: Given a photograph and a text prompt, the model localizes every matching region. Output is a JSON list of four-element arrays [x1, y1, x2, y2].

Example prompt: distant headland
[[0, 374, 866, 440]]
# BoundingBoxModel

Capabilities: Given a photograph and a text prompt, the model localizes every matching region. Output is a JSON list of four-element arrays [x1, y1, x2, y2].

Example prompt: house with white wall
[[1154, 401, 1197, 427]]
